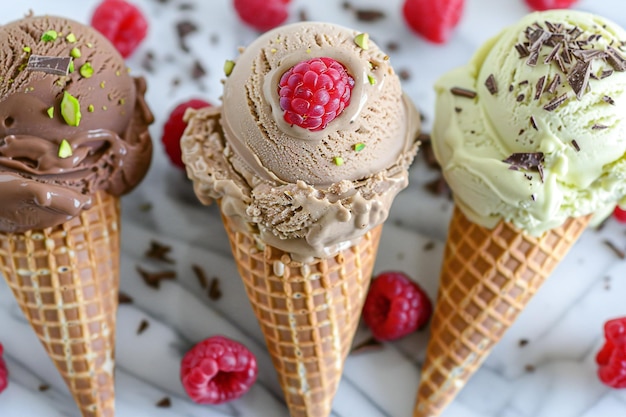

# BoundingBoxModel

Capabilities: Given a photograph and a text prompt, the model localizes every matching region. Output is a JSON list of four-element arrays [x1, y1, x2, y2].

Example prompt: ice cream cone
[[0, 190, 120, 417], [413, 206, 591, 417], [222, 212, 382, 417]]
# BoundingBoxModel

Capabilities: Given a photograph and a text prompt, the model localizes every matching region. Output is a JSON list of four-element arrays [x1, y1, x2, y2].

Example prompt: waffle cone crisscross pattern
[[414, 206, 590, 417], [222, 214, 382, 417], [0, 191, 121, 417]]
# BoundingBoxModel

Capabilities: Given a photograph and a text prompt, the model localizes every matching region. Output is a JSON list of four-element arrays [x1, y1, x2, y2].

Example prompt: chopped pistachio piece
[[354, 33, 369, 50], [68, 60, 75, 73], [100, 81, 106, 88], [367, 74, 377, 85], [65, 33, 77, 43], [70, 47, 81, 58], [88, 104, 95, 112], [41, 30, 58, 42], [58, 139, 73, 158], [60, 91, 81, 126], [354, 143, 365, 152], [46, 106, 54, 118], [79, 62, 94, 78], [224, 60, 235, 76], [23, 46, 31, 53], [333, 156, 344, 166]]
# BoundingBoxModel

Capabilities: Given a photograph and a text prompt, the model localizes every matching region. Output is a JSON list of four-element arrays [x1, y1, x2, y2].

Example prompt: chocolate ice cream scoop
[[0, 15, 153, 233]]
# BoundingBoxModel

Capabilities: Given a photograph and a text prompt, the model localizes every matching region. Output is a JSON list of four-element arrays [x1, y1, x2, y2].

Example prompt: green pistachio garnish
[[367, 74, 377, 85], [86, 42, 93, 48], [61, 91, 81, 126], [58, 139, 73, 158], [23, 46, 31, 53], [79, 62, 94, 78], [354, 143, 365, 152], [354, 33, 369, 50], [41, 30, 58, 42], [70, 47, 81, 58], [65, 33, 77, 43], [68, 60, 75, 73], [100, 81, 106, 88], [224, 60, 235, 76], [88, 104, 95, 112], [333, 156, 344, 166], [119, 98, 125, 105], [46, 106, 54, 118]]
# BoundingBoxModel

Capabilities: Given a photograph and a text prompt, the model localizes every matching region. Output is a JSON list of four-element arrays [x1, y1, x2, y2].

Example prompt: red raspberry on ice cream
[[596, 317, 626, 389], [363, 271, 433, 341], [278, 57, 355, 132], [181, 335, 257, 404]]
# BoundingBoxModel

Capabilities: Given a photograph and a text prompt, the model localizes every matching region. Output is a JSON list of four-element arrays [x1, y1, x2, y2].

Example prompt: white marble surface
[[1, 0, 626, 416]]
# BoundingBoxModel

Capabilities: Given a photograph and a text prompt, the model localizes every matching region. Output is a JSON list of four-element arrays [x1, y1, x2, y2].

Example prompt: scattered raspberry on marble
[[162, 99, 212, 169], [0, 343, 8, 394], [181, 335, 257, 404], [402, 0, 465, 44], [233, 0, 291, 32], [613, 206, 626, 223], [278, 57, 355, 131], [91, 0, 149, 58], [524, 0, 579, 11], [596, 317, 626, 389], [362, 271, 433, 341]]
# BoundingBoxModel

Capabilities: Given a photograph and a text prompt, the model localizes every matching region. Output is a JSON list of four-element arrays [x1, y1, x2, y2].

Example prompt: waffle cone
[[0, 190, 121, 417], [221, 213, 382, 417], [414, 206, 591, 417]]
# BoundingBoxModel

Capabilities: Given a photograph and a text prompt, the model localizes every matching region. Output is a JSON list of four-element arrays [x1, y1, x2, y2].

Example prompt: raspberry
[[524, 0, 578, 11], [278, 57, 355, 131], [596, 317, 626, 389], [0, 343, 8, 394], [362, 271, 433, 341], [162, 99, 212, 169], [402, 0, 465, 44], [181, 335, 257, 404], [613, 206, 626, 223], [91, 0, 148, 58], [233, 0, 291, 32]]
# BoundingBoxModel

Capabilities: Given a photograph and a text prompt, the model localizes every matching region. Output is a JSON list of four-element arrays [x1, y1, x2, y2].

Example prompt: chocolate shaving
[[136, 266, 176, 289], [526, 50, 539, 66], [572, 48, 608, 62], [515, 43, 530, 58], [592, 124, 609, 130], [525, 364, 536, 373], [354, 8, 386, 22], [454, 107, 462, 113], [600, 69, 614, 79], [192, 264, 208, 289], [450, 87, 477, 99], [535, 75, 546, 99], [606, 46, 626, 71], [137, 319, 150, 335], [519, 339, 529, 347], [571, 140, 580, 151], [530, 115, 538, 130], [517, 94, 525, 102], [544, 42, 562, 64], [503, 152, 545, 181], [528, 28, 551, 52], [543, 93, 568, 111], [509, 84, 514, 92], [398, 69, 411, 81], [145, 240, 175, 263], [191, 60, 206, 80], [604, 240, 626, 259], [38, 384, 50, 392], [156, 397, 172, 408], [26, 55, 71, 75], [602, 95, 615, 105], [423, 241, 436, 251], [298, 9, 309, 21], [118, 292, 134, 304], [531, 194, 537, 201], [208, 277, 222, 300], [176, 20, 198, 53], [567, 60, 590, 99], [546, 74, 561, 94], [485, 74, 498, 95], [350, 337, 384, 355]]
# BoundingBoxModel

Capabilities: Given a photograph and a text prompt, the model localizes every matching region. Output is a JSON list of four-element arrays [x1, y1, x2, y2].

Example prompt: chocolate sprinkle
[[543, 93, 568, 111], [208, 277, 222, 300], [355, 8, 386, 22], [145, 240, 174, 263], [192, 264, 208, 289], [485, 74, 498, 95], [136, 266, 177, 289], [137, 319, 149, 335], [26, 55, 71, 75], [450, 87, 477, 99], [604, 240, 626, 259], [156, 397, 172, 408], [571, 140, 580, 151]]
